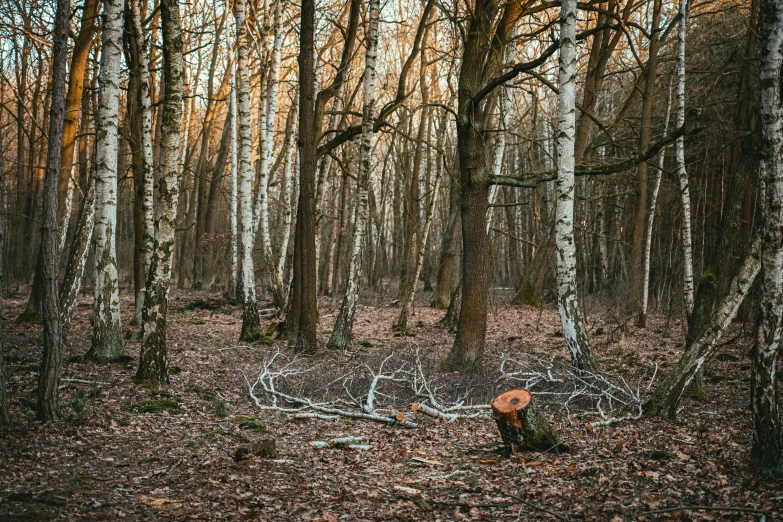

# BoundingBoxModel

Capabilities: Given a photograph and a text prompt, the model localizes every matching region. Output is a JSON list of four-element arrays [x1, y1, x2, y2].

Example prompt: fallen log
[[491, 389, 568, 452]]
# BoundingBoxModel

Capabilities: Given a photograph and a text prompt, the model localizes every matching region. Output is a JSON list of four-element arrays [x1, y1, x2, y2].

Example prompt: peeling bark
[[328, 0, 381, 350], [89, 0, 126, 361], [234, 0, 261, 340], [136, 0, 184, 385], [555, 0, 595, 372], [644, 238, 761, 419], [751, 0, 783, 475]]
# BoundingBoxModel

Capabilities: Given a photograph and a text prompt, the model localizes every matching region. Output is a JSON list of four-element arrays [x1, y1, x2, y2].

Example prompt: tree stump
[[252, 439, 277, 458], [491, 389, 567, 453]]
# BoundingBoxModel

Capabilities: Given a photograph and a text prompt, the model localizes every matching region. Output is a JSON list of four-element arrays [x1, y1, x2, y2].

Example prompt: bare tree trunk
[[751, 0, 783, 475], [227, 60, 239, 301], [193, 15, 225, 290], [125, 0, 155, 326], [58, 176, 75, 254], [60, 174, 96, 338], [203, 84, 234, 290], [37, 0, 69, 420], [675, 0, 695, 318], [398, 156, 442, 330], [315, 89, 343, 291], [555, 0, 595, 372], [644, 238, 760, 419], [288, 0, 318, 353], [443, 0, 521, 371], [630, 0, 662, 324], [89, 0, 126, 361], [327, 0, 380, 350], [276, 100, 298, 303], [58, 0, 99, 225], [234, 0, 261, 340], [135, 0, 184, 385], [642, 81, 673, 323], [504, 188, 522, 288]]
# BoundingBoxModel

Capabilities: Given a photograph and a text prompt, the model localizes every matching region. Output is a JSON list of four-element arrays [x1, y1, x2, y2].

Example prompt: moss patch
[[133, 397, 182, 415]]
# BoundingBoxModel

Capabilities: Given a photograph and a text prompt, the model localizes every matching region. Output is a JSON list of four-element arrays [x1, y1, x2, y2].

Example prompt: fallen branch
[[245, 350, 417, 427]]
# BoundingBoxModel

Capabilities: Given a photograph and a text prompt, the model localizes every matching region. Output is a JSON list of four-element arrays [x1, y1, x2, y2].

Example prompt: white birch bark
[[276, 99, 298, 291], [136, 0, 184, 384], [555, 0, 595, 372], [751, 0, 783, 474], [228, 56, 239, 301], [676, 0, 695, 317], [89, 0, 126, 360], [235, 0, 261, 338], [129, 0, 155, 324], [253, 74, 268, 233], [57, 172, 75, 254], [645, 237, 761, 418], [255, 0, 285, 308], [60, 174, 96, 338], [642, 80, 673, 321], [327, 0, 380, 350]]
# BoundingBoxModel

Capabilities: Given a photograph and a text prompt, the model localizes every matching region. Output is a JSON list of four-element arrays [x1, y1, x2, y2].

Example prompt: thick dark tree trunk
[[443, 170, 489, 371], [37, 0, 69, 421], [287, 0, 318, 353]]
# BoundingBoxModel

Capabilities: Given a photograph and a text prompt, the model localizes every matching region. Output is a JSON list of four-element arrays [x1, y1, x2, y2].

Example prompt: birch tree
[[234, 0, 261, 340], [752, 0, 783, 476], [555, 0, 595, 372], [60, 175, 96, 338], [327, 0, 380, 350], [255, 0, 287, 310], [644, 238, 761, 418], [88, 0, 126, 361], [675, 0, 695, 318], [126, 0, 155, 326], [227, 58, 239, 302], [135, 0, 184, 385]]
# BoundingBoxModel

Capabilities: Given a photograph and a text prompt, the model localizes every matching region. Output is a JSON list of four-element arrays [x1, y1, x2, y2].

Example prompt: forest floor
[[0, 287, 781, 521]]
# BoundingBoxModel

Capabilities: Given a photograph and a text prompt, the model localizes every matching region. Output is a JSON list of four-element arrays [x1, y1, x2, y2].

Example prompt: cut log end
[[491, 389, 532, 429], [491, 388, 568, 454]]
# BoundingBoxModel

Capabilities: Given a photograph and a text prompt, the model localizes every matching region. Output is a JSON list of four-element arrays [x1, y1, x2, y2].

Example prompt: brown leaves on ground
[[0, 289, 780, 520]]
